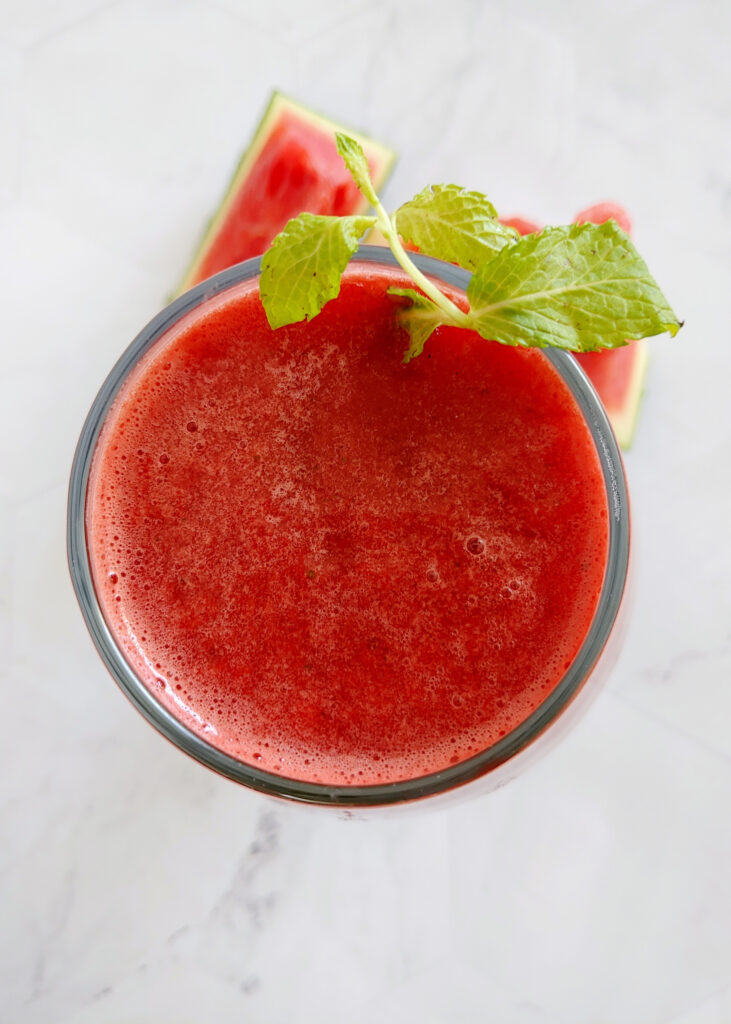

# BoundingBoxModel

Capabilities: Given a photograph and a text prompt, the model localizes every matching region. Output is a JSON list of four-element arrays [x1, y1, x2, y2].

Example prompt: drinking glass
[[68, 248, 630, 807]]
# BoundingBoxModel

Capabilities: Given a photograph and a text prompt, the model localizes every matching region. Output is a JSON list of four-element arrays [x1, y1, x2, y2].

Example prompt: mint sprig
[[394, 184, 518, 269], [259, 134, 682, 361]]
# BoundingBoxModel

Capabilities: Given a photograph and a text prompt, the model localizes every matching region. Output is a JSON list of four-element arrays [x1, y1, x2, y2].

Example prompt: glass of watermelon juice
[[68, 247, 630, 807]]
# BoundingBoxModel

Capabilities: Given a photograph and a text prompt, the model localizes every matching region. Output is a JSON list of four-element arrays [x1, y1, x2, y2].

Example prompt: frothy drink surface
[[88, 266, 608, 785]]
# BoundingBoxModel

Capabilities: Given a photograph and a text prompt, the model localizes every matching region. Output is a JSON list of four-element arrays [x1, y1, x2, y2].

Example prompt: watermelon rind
[[177, 91, 397, 296], [607, 339, 649, 450]]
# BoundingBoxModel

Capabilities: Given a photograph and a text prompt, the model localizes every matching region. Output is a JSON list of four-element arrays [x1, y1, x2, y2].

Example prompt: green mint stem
[[372, 197, 471, 330]]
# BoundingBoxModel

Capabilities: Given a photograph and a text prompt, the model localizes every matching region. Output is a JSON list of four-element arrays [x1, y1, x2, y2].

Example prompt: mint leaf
[[464, 221, 681, 351], [388, 287, 446, 362], [394, 185, 518, 270], [260, 212, 375, 329], [335, 133, 379, 207], [259, 132, 682, 361]]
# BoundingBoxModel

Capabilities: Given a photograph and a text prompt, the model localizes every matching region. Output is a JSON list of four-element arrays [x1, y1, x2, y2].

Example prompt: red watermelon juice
[[76, 253, 623, 802]]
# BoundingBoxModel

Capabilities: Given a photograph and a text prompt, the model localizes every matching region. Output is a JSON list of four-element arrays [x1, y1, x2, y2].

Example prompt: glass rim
[[68, 246, 630, 807]]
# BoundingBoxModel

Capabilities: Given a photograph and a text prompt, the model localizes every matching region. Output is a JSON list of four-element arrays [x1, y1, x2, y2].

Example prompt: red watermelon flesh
[[499, 215, 541, 235], [574, 201, 632, 235], [574, 342, 642, 405], [190, 114, 364, 286], [178, 94, 396, 294]]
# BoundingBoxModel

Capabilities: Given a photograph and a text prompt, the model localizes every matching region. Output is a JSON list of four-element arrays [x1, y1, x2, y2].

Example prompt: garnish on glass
[[259, 133, 681, 362]]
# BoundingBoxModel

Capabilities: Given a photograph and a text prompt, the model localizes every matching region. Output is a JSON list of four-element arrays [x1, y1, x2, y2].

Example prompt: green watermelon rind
[[607, 339, 649, 450], [177, 91, 397, 296]]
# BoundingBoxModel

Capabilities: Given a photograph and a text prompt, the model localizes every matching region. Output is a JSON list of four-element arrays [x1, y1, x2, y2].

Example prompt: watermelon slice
[[498, 215, 541, 236], [574, 201, 632, 235], [573, 338, 649, 448], [177, 92, 396, 294]]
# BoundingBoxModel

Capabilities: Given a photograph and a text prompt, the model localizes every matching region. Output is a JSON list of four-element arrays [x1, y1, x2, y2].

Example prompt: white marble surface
[[2, 1, 730, 1020]]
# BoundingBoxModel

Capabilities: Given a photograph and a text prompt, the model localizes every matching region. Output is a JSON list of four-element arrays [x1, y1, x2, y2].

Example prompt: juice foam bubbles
[[87, 266, 609, 785]]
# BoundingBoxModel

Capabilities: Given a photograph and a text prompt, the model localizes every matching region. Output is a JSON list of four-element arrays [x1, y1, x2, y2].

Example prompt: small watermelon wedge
[[574, 201, 632, 235], [573, 338, 649, 448], [177, 92, 396, 295], [572, 202, 647, 449]]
